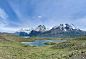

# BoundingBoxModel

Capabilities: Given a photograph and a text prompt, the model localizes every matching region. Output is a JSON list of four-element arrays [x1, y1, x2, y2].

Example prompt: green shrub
[[44, 41, 56, 45]]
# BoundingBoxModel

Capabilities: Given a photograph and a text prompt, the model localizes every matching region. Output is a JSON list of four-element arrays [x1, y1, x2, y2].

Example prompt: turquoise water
[[20, 36, 53, 38], [20, 36, 30, 38], [22, 40, 67, 47]]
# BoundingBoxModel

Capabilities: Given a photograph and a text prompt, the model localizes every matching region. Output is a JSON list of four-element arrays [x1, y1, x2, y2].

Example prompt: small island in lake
[[44, 41, 56, 45]]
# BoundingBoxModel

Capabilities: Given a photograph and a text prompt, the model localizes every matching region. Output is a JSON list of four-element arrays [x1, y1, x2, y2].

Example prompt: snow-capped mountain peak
[[52, 24, 79, 31], [16, 28, 34, 34], [65, 23, 79, 30], [52, 24, 66, 30]]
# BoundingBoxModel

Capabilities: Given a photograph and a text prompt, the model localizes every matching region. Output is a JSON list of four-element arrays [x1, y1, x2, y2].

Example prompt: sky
[[0, 0, 86, 33]]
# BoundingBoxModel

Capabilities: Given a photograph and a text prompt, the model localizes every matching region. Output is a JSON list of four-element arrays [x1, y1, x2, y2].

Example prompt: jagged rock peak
[[35, 25, 47, 32]]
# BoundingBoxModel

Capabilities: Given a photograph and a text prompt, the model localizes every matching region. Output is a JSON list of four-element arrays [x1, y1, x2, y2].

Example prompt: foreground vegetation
[[0, 33, 86, 59]]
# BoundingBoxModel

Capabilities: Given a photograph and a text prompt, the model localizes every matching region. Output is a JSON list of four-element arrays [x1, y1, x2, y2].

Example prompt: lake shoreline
[[22, 40, 67, 47]]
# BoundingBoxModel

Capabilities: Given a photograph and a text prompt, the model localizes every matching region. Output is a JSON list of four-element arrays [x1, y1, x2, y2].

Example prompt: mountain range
[[13, 25, 48, 36], [13, 24, 86, 38]]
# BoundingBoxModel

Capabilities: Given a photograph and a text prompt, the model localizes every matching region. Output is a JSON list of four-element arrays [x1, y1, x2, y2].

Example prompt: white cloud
[[38, 16, 42, 18], [0, 8, 8, 19], [0, 26, 21, 33], [0, 21, 19, 33], [32, 17, 35, 18]]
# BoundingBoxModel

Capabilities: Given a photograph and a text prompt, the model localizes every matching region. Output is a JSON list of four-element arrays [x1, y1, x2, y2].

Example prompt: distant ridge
[[13, 24, 86, 38], [13, 25, 49, 36]]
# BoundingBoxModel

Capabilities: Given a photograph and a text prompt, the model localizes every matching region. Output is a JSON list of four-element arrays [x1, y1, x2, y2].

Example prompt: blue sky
[[0, 0, 86, 33]]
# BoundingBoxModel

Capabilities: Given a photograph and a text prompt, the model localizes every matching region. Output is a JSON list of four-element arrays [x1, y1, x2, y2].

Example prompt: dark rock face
[[13, 24, 86, 38], [13, 25, 48, 36], [14, 32, 29, 36], [30, 24, 86, 38], [13, 28, 34, 36], [28, 30, 41, 37]]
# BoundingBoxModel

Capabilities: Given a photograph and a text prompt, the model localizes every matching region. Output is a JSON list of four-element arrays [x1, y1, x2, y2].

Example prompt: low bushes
[[44, 41, 56, 45], [51, 41, 75, 49]]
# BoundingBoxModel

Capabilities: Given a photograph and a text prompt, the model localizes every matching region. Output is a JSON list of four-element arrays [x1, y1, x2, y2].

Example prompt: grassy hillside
[[0, 33, 86, 59]]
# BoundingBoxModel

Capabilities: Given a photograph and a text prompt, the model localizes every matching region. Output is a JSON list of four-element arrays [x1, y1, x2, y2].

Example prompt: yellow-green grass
[[0, 33, 86, 59]]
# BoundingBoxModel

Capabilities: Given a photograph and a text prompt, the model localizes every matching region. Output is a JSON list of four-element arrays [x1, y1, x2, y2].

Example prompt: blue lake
[[20, 36, 30, 38], [22, 40, 67, 47]]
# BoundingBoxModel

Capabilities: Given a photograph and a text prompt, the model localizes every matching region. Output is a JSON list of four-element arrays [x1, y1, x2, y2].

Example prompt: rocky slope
[[35, 25, 47, 32], [14, 24, 86, 38], [52, 24, 79, 31], [30, 24, 86, 38], [13, 25, 48, 36], [13, 28, 34, 36]]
